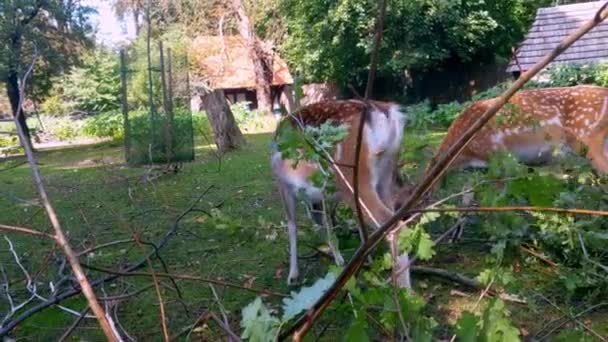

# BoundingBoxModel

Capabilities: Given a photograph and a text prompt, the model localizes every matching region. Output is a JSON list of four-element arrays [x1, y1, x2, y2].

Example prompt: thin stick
[[84, 266, 289, 298], [409, 206, 608, 217], [352, 0, 387, 240], [58, 307, 90, 342], [183, 310, 211, 341], [538, 295, 607, 341], [0, 224, 55, 239], [537, 302, 608, 340], [210, 312, 242, 342], [77, 239, 135, 257], [140, 245, 170, 341], [13, 53, 119, 341], [281, 4, 608, 339]]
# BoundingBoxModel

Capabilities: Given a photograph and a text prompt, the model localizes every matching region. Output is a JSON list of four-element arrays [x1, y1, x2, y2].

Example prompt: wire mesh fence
[[120, 42, 195, 165]]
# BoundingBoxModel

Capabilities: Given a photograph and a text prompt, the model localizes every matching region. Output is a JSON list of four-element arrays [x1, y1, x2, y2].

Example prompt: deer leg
[[355, 183, 412, 288], [279, 183, 300, 286], [388, 231, 412, 290], [585, 128, 608, 175], [321, 199, 344, 266]]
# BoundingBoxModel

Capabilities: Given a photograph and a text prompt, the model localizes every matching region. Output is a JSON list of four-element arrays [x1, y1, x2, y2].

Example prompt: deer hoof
[[287, 271, 300, 287]]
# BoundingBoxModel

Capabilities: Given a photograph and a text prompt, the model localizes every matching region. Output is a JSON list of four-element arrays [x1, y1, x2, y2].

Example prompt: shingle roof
[[507, 1, 608, 72], [190, 36, 293, 90]]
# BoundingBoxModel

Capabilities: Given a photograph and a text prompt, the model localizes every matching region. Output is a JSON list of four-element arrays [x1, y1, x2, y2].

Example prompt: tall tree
[[279, 0, 550, 91], [0, 0, 93, 141], [231, 0, 273, 114], [114, 0, 145, 36]]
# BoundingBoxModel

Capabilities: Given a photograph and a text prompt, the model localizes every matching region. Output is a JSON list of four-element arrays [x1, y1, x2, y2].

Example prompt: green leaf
[[456, 312, 480, 342], [241, 297, 280, 342], [416, 231, 436, 260], [512, 174, 563, 207], [282, 272, 336, 321], [344, 318, 370, 342], [481, 299, 521, 342]]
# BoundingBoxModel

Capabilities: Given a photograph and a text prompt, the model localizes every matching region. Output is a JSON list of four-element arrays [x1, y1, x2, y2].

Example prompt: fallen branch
[[0, 187, 213, 336], [58, 307, 90, 342], [411, 265, 481, 288], [281, 4, 608, 339], [0, 224, 55, 239], [84, 265, 288, 298], [210, 311, 242, 342], [536, 301, 608, 340], [537, 294, 607, 342]]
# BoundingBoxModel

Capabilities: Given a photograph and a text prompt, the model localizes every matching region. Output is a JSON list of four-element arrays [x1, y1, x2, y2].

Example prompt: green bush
[[432, 101, 465, 128], [40, 94, 68, 116], [545, 63, 608, 87], [83, 111, 124, 139], [0, 135, 18, 148], [127, 108, 196, 164], [406, 100, 464, 130], [191, 111, 213, 138], [406, 100, 433, 130], [41, 116, 85, 141], [230, 101, 257, 125]]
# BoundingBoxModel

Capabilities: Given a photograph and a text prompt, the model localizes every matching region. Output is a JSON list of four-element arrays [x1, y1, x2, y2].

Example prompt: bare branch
[[58, 307, 90, 342], [0, 224, 55, 239], [84, 265, 288, 298]]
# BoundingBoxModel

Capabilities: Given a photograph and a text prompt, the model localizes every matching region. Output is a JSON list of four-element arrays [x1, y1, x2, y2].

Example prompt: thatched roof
[[507, 1, 608, 72], [190, 36, 293, 90]]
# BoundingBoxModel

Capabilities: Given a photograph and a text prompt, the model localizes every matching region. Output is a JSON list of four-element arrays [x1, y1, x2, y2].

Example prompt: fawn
[[428, 85, 608, 174], [271, 99, 412, 287]]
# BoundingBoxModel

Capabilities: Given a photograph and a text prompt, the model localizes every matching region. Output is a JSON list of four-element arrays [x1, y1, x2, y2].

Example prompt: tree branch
[[0, 224, 55, 239], [83, 265, 289, 298]]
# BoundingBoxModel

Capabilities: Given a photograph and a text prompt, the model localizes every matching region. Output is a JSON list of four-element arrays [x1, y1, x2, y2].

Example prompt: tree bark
[[7, 72, 31, 142], [231, 0, 273, 114], [201, 90, 244, 153], [7, 32, 31, 143]]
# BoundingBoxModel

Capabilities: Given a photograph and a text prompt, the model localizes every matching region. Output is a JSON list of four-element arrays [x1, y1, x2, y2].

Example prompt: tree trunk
[[280, 85, 296, 114], [231, 0, 273, 114], [201, 90, 244, 153], [7, 67, 31, 144]]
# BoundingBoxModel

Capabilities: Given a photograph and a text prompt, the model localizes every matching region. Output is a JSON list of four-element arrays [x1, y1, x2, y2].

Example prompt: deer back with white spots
[[271, 99, 412, 287], [429, 85, 608, 173]]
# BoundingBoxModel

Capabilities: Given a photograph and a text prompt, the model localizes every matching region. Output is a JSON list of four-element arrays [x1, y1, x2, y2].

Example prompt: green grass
[[1, 124, 607, 340]]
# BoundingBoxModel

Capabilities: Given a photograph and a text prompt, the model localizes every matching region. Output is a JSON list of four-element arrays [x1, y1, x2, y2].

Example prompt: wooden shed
[[189, 35, 294, 111], [507, 1, 608, 76]]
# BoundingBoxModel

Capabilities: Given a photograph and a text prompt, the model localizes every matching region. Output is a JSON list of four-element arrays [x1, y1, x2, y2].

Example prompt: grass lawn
[[0, 118, 607, 340]]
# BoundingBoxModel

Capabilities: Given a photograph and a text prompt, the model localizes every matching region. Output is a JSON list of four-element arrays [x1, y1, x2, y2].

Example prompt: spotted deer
[[428, 85, 608, 174], [271, 100, 411, 287]]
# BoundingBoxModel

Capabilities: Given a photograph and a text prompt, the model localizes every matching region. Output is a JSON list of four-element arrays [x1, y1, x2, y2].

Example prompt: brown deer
[[428, 85, 608, 174], [271, 100, 411, 287]]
